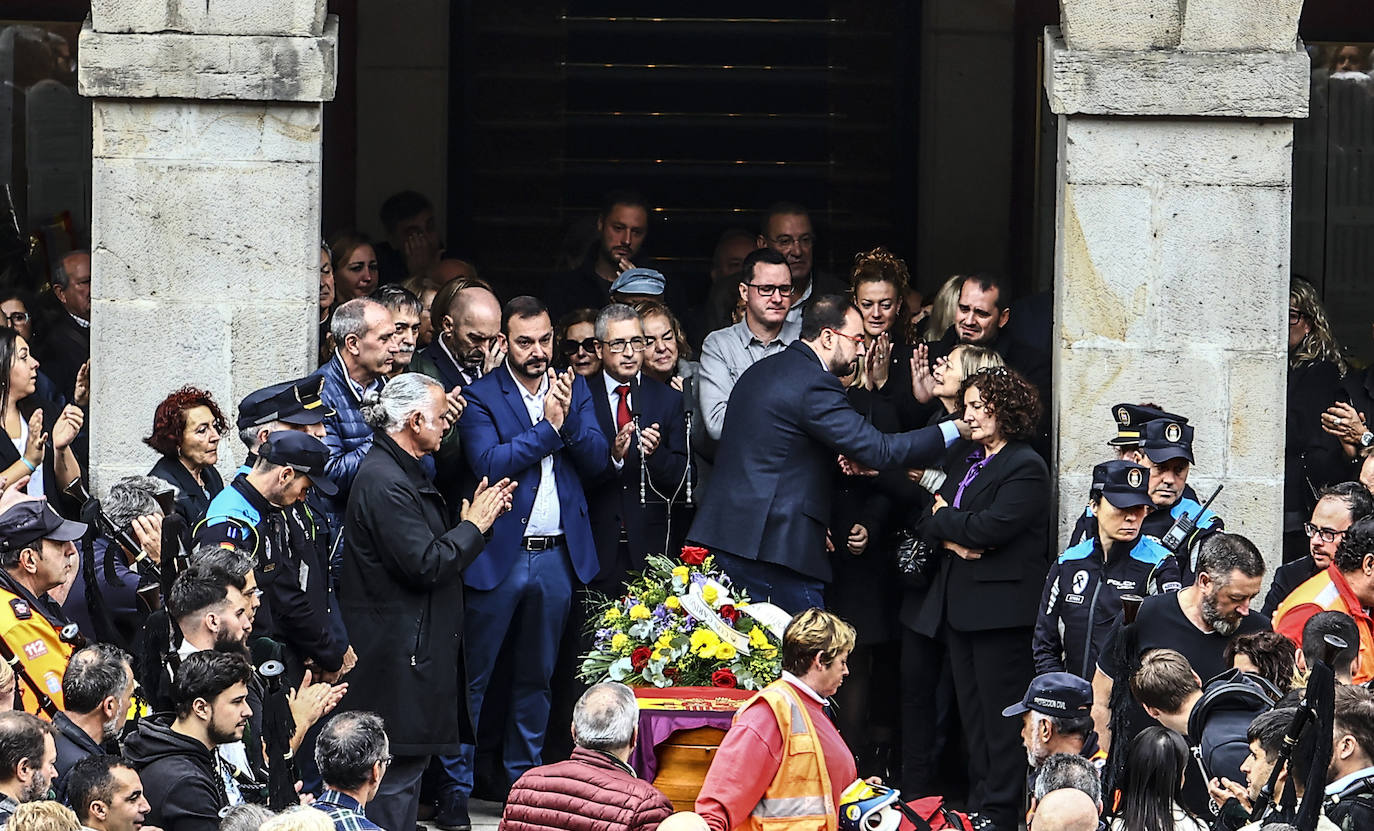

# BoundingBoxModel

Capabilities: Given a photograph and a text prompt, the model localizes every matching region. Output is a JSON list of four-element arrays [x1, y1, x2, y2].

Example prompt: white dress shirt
[[509, 363, 563, 536]]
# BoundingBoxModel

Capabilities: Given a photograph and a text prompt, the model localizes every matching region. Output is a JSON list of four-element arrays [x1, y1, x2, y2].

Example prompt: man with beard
[[0, 711, 57, 826], [1002, 673, 1101, 810], [1091, 533, 1268, 755], [453, 296, 609, 826], [52, 645, 134, 790], [688, 296, 963, 611], [544, 191, 652, 322], [65, 757, 154, 831], [1275, 515, 1374, 684], [124, 651, 254, 831]]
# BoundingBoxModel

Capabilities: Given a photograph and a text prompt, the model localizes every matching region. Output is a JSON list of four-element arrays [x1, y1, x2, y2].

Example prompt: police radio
[[1160, 484, 1223, 554]]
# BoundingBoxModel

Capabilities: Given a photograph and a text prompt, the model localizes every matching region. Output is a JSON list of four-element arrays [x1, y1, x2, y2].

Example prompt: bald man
[[1031, 788, 1100, 831]]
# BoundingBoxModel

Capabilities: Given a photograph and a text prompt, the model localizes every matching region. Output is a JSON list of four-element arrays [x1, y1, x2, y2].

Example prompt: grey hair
[[53, 249, 89, 290], [316, 711, 389, 790], [361, 372, 442, 433], [104, 476, 170, 528], [572, 682, 638, 751], [1034, 752, 1102, 805], [239, 421, 286, 452], [1031, 710, 1095, 743], [375, 284, 422, 319], [331, 298, 383, 344], [219, 804, 276, 831], [594, 303, 642, 342]]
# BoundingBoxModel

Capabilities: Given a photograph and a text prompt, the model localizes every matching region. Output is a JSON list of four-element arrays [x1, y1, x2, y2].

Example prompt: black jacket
[[340, 429, 486, 755], [1328, 773, 1374, 831], [148, 455, 223, 530], [52, 710, 106, 798], [34, 311, 88, 402], [123, 717, 228, 831], [913, 440, 1051, 635], [1261, 556, 1322, 619]]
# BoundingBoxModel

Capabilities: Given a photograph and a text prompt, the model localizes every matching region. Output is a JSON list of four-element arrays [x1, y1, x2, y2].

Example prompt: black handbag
[[894, 528, 940, 589]]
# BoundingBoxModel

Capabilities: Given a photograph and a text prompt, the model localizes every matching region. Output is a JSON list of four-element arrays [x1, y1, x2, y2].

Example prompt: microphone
[[630, 379, 646, 505], [683, 409, 694, 506]]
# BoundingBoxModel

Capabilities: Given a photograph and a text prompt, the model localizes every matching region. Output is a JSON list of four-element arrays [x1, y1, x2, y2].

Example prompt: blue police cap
[[259, 431, 338, 496], [1108, 403, 1189, 447], [1091, 460, 1154, 509], [610, 267, 665, 297], [1140, 419, 1195, 465], [1002, 672, 1093, 718], [237, 376, 334, 430]]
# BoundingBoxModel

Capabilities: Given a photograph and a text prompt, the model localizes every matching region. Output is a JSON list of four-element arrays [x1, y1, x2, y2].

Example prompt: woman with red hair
[[144, 386, 226, 526]]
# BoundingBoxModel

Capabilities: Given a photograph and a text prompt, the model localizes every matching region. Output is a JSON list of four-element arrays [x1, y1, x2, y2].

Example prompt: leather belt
[[521, 534, 566, 551]]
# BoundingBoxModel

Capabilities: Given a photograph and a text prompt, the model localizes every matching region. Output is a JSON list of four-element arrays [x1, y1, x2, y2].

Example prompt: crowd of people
[[0, 187, 1367, 831]]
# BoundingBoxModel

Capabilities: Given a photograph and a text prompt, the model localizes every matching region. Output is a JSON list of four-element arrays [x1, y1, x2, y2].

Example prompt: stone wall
[[1047, 0, 1307, 571], [79, 2, 337, 491]]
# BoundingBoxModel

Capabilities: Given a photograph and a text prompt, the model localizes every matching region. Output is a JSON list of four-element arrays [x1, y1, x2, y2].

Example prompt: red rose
[[664, 667, 680, 681], [681, 546, 709, 566], [711, 668, 737, 688], [631, 646, 652, 671], [719, 604, 740, 623]]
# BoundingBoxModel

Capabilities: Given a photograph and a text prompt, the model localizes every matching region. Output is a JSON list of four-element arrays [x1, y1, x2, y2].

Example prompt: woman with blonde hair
[[7, 802, 79, 831], [1284, 276, 1349, 561], [917, 273, 965, 343]]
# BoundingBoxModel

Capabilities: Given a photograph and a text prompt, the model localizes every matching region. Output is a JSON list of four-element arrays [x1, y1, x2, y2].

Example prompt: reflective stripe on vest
[[738, 680, 838, 831]]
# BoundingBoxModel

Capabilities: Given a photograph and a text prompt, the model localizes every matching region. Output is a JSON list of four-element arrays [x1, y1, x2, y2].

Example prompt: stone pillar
[[77, 2, 338, 490], [1046, 0, 1308, 568]]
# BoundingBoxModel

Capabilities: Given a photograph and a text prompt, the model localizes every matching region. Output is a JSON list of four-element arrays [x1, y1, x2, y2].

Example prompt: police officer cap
[[0, 500, 87, 550], [237, 376, 335, 430], [609, 267, 666, 297], [259, 431, 339, 496], [1139, 419, 1195, 465], [1091, 460, 1154, 510], [1107, 403, 1189, 447], [1001, 671, 1093, 718]]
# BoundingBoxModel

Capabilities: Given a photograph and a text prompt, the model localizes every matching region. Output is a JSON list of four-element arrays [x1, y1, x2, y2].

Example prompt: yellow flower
[[714, 641, 738, 661], [652, 648, 667, 661], [629, 604, 651, 620], [655, 634, 673, 651], [604, 608, 621, 623], [610, 633, 629, 651], [690, 629, 720, 656], [671, 566, 689, 582], [665, 596, 681, 610], [749, 627, 769, 648], [702, 584, 719, 605]]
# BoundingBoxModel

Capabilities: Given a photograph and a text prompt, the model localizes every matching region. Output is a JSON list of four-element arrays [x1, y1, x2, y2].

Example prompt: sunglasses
[[561, 337, 597, 357]]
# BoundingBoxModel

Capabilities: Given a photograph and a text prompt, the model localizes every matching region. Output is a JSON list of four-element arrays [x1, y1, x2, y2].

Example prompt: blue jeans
[[448, 545, 575, 794], [712, 551, 825, 615]]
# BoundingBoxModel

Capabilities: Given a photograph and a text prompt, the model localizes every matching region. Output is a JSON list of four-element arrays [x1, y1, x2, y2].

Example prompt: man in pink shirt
[[695, 610, 865, 831]]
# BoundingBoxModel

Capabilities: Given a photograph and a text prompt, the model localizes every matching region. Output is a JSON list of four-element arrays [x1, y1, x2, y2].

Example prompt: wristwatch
[[1361, 430, 1373, 448]]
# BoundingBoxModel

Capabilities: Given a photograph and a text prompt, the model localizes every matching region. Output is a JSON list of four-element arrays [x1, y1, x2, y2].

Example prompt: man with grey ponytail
[[340, 372, 516, 831]]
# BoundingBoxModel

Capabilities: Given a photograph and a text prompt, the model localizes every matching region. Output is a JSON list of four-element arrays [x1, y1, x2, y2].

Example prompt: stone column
[[77, 2, 338, 490], [1046, 1, 1308, 568]]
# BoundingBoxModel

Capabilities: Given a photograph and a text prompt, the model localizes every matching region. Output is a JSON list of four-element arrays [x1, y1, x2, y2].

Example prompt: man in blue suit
[[584, 304, 690, 590], [451, 296, 611, 827], [688, 294, 967, 612]]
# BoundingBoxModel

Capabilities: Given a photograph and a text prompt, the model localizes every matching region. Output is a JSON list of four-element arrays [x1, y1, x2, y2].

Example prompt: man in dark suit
[[688, 294, 965, 612], [411, 280, 503, 390], [584, 304, 690, 590], [452, 296, 611, 827], [37, 250, 90, 401]]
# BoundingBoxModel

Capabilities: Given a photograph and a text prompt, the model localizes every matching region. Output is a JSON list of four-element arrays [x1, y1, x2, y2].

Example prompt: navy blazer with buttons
[[585, 372, 690, 581], [457, 365, 611, 591], [687, 340, 951, 582]]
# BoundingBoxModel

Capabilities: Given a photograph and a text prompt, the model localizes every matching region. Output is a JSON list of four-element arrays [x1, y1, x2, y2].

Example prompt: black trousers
[[368, 754, 430, 831], [900, 626, 956, 797], [944, 625, 1034, 831]]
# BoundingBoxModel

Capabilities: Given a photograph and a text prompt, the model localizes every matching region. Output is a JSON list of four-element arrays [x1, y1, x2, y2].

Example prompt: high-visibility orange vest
[[0, 586, 72, 716], [740, 680, 838, 831], [1274, 565, 1374, 685]]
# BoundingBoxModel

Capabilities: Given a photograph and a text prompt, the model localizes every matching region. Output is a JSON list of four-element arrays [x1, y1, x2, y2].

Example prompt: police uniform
[[195, 391, 347, 682], [0, 501, 90, 716], [1070, 416, 1221, 583], [1035, 461, 1182, 680]]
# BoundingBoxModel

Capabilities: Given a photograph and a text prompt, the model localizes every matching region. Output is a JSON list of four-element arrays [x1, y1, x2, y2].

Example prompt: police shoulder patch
[[8, 599, 30, 620]]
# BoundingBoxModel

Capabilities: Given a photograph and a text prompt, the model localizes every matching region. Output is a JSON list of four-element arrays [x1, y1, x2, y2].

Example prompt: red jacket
[[499, 747, 674, 831]]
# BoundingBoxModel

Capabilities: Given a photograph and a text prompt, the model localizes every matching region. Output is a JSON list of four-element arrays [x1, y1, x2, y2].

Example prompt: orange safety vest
[[0, 585, 72, 716], [739, 680, 838, 831], [1273, 565, 1374, 685]]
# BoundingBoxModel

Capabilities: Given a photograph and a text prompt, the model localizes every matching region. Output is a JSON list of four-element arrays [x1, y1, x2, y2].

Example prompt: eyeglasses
[[746, 283, 795, 298], [1289, 309, 1303, 325], [4, 312, 29, 325], [601, 337, 647, 354], [1303, 522, 1347, 543], [767, 234, 814, 250], [561, 337, 597, 356], [826, 328, 865, 345]]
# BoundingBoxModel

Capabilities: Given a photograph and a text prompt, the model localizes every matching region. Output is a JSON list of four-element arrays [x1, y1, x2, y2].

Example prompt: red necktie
[[616, 384, 632, 430]]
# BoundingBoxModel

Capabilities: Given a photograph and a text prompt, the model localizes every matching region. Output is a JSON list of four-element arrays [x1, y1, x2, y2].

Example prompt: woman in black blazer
[[913, 366, 1050, 831]]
